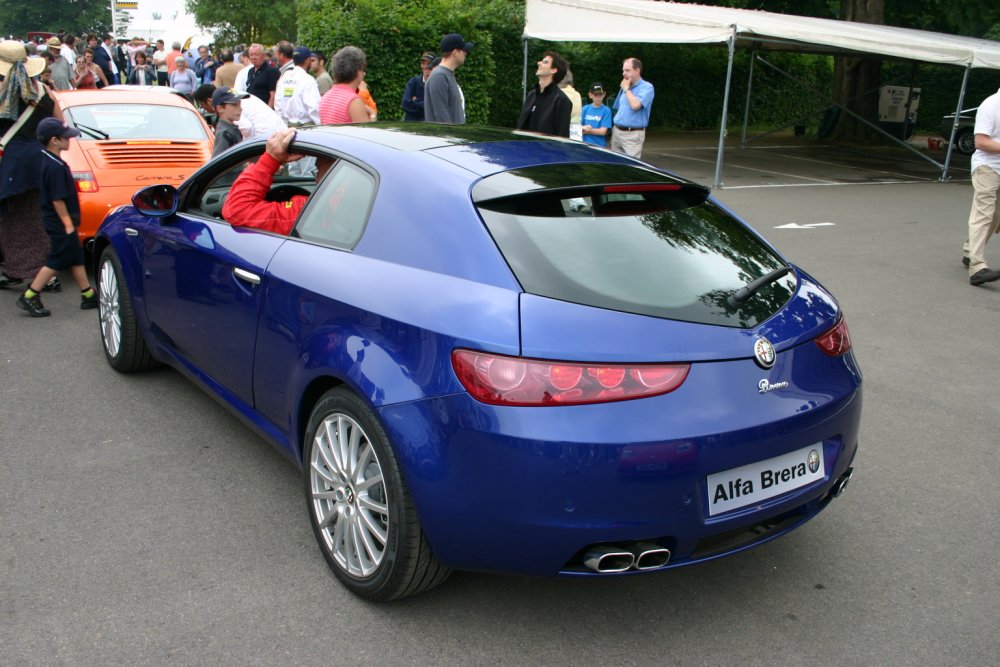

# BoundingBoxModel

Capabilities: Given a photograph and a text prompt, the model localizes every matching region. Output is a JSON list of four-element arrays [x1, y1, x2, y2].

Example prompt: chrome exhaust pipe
[[629, 542, 671, 570], [583, 546, 634, 573], [830, 467, 854, 498]]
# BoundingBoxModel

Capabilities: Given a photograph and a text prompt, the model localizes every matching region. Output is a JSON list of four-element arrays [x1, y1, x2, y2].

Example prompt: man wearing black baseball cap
[[17, 118, 96, 317], [402, 51, 436, 121], [424, 33, 473, 123]]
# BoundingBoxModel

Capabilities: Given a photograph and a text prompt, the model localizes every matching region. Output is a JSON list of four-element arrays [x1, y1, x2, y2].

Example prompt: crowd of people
[[5, 24, 1000, 314], [1, 28, 667, 317]]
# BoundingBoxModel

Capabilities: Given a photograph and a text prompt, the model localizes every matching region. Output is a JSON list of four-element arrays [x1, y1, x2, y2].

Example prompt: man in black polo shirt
[[17, 119, 98, 317], [245, 43, 280, 108], [516, 51, 572, 138]]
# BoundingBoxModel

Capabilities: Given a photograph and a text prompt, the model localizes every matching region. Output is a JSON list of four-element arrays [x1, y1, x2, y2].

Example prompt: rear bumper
[[377, 374, 862, 577]]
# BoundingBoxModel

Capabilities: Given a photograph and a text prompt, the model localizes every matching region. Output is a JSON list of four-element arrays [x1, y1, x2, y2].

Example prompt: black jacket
[[517, 83, 572, 138], [91, 44, 115, 83]]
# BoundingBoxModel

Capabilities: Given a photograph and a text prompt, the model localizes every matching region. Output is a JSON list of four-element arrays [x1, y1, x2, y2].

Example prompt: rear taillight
[[452, 350, 690, 407], [73, 171, 99, 193], [814, 317, 852, 356]]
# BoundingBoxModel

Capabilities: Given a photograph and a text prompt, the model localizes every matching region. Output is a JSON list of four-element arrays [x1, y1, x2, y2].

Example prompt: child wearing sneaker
[[17, 118, 97, 317]]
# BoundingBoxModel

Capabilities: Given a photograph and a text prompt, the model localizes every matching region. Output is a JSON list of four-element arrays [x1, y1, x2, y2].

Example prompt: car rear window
[[64, 104, 209, 141], [474, 164, 795, 328]]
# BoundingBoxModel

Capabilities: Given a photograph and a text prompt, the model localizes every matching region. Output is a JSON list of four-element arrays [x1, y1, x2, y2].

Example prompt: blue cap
[[37, 117, 80, 142], [292, 45, 311, 64]]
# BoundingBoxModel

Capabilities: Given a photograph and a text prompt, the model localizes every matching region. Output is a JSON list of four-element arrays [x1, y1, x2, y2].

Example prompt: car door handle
[[233, 267, 261, 285], [125, 228, 138, 236]]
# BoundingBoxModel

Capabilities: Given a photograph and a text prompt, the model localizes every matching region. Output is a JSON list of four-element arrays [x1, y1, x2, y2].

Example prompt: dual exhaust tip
[[584, 468, 854, 574], [583, 543, 671, 573]]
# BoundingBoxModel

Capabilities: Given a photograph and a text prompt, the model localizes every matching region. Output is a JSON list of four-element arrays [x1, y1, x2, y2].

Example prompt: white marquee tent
[[523, 0, 1000, 186]]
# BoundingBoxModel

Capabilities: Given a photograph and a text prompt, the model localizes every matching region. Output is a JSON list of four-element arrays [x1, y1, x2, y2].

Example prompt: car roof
[[294, 123, 650, 178], [51, 88, 194, 109]]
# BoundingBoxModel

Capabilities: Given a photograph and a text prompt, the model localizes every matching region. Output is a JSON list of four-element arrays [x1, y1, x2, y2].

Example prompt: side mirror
[[132, 184, 179, 217]]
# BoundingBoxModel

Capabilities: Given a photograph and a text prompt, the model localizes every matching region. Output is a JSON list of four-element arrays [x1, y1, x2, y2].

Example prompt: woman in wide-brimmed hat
[[0, 39, 55, 289]]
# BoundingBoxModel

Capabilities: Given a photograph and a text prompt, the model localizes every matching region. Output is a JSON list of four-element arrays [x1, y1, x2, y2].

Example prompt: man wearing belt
[[611, 58, 654, 159]]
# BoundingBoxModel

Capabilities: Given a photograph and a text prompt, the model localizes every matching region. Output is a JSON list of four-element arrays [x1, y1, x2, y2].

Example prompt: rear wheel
[[98, 247, 158, 372], [304, 388, 450, 601], [955, 128, 976, 155]]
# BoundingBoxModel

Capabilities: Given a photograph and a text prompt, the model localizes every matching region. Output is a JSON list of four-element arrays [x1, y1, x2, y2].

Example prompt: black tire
[[955, 128, 976, 155], [304, 387, 450, 601], [97, 247, 158, 373]]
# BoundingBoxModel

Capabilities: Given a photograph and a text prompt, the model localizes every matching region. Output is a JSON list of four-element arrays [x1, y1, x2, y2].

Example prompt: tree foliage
[[0, 0, 111, 38], [181, 0, 1000, 138], [297, 0, 521, 124], [185, 0, 297, 46]]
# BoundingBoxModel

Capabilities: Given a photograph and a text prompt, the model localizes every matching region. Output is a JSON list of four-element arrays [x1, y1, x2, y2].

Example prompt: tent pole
[[941, 64, 971, 183], [901, 61, 918, 141], [714, 26, 737, 189], [522, 38, 529, 102], [740, 47, 756, 148]]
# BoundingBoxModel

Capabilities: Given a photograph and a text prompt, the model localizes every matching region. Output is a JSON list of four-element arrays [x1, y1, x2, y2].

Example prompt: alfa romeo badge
[[753, 337, 776, 369]]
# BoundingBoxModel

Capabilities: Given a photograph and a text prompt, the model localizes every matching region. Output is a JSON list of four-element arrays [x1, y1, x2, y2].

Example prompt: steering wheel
[[264, 185, 311, 202]]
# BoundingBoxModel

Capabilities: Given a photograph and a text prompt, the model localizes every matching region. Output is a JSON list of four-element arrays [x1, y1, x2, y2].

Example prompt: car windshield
[[475, 165, 796, 328], [64, 103, 208, 141]]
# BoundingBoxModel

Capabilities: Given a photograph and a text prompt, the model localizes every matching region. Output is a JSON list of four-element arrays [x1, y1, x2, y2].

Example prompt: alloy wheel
[[309, 412, 389, 578], [99, 258, 122, 359]]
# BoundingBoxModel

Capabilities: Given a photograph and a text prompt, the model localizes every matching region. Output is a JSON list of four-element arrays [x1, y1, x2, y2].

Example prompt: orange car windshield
[[65, 104, 210, 142]]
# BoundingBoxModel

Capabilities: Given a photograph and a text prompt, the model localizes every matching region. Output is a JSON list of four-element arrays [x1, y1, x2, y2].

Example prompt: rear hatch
[[472, 162, 838, 361]]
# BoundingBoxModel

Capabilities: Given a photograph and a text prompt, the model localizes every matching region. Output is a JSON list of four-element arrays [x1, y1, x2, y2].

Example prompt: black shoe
[[0, 274, 23, 289], [43, 277, 62, 292], [80, 291, 98, 310], [970, 268, 1000, 286], [17, 292, 51, 317], [963, 256, 970, 268]]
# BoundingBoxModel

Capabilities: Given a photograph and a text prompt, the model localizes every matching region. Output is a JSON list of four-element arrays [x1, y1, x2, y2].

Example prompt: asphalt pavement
[[1, 134, 997, 665]]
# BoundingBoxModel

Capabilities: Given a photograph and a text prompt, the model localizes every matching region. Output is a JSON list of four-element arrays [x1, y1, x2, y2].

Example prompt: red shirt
[[222, 153, 306, 235]]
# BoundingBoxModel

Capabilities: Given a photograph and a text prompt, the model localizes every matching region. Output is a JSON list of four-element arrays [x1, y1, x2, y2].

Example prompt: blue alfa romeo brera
[[93, 124, 862, 601]]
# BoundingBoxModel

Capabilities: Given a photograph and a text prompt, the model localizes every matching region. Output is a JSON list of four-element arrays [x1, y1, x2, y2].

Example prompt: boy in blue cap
[[17, 118, 97, 317], [581, 82, 613, 147]]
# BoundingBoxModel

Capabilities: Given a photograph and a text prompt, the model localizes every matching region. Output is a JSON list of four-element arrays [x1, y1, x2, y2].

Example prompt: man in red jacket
[[222, 128, 333, 235]]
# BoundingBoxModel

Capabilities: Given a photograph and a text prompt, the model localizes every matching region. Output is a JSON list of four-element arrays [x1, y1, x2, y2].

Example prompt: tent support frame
[[941, 64, 971, 182], [713, 26, 738, 188], [732, 54, 948, 183]]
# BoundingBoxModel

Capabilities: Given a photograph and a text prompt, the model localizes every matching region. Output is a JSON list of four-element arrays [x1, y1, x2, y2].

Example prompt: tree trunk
[[828, 0, 885, 143]]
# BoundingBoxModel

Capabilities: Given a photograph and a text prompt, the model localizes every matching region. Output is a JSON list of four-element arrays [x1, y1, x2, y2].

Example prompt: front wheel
[[304, 388, 450, 601], [97, 247, 158, 373]]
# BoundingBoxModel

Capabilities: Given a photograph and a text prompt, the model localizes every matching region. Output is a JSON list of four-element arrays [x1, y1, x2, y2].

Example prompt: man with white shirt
[[233, 50, 252, 93], [101, 34, 121, 84], [60, 34, 77, 67], [962, 88, 1000, 286], [274, 44, 320, 127], [194, 84, 287, 141]]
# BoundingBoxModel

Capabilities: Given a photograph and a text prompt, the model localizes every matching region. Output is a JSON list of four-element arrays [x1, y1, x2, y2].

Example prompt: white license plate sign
[[706, 444, 824, 516]]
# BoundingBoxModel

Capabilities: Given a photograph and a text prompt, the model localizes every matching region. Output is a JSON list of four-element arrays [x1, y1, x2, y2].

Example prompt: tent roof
[[524, 0, 1000, 70]]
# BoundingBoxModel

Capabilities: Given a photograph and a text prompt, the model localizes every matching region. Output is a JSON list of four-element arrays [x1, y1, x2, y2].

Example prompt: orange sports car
[[50, 87, 213, 247]]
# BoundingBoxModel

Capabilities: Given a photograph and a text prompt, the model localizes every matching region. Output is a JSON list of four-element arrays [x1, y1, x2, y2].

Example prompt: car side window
[[196, 160, 250, 218], [187, 149, 318, 221], [292, 162, 375, 249]]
